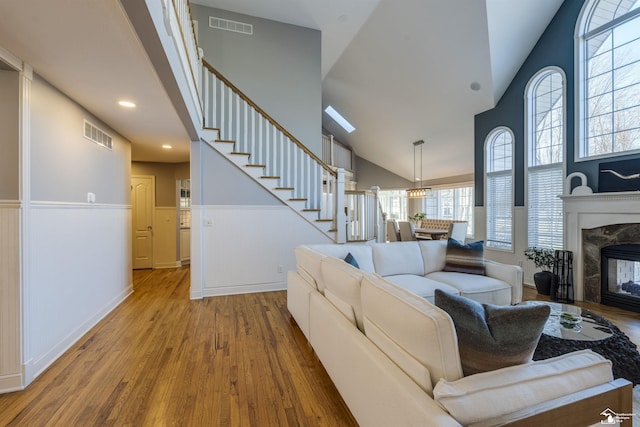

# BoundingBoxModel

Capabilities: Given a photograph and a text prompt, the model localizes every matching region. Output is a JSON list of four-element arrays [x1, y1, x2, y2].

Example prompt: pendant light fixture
[[406, 139, 431, 198]]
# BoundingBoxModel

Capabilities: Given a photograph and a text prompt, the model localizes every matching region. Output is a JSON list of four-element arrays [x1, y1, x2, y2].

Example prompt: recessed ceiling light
[[118, 100, 136, 108], [162, 144, 173, 149], [324, 106, 355, 133]]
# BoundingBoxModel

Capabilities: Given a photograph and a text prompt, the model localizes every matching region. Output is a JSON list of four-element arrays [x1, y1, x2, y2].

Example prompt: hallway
[[0, 267, 356, 426]]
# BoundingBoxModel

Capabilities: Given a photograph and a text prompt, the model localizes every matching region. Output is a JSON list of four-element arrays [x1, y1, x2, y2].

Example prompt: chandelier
[[406, 140, 431, 198]]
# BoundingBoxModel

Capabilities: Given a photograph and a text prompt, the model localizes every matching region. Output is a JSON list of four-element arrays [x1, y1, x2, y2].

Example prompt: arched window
[[576, 0, 640, 158], [485, 128, 514, 250], [526, 68, 565, 249]]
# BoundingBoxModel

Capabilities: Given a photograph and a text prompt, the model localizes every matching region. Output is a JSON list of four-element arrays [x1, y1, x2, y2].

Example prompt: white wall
[[191, 205, 331, 298], [192, 4, 322, 158], [18, 74, 133, 386], [27, 205, 131, 380]]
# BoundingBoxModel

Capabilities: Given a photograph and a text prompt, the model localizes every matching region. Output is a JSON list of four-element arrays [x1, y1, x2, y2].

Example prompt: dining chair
[[386, 220, 400, 242], [448, 221, 468, 243], [398, 221, 416, 241]]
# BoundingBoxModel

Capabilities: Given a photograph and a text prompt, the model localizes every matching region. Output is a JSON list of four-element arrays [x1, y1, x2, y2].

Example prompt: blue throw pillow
[[344, 252, 360, 269], [443, 238, 485, 275]]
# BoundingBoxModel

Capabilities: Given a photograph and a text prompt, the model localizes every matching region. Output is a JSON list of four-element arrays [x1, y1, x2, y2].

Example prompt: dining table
[[415, 228, 449, 240]]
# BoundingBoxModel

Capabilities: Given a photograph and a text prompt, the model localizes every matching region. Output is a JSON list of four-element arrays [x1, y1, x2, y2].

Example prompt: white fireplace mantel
[[561, 191, 640, 301]]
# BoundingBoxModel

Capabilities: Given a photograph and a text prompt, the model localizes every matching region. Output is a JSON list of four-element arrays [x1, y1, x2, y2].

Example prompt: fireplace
[[601, 244, 640, 313], [561, 191, 640, 304]]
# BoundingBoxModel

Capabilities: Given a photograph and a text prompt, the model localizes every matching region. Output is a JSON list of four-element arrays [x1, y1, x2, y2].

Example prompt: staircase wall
[[190, 141, 331, 299], [191, 4, 323, 158]]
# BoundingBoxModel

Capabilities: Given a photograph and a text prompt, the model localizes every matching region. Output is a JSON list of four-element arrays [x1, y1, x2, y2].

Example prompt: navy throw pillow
[[344, 252, 360, 269]]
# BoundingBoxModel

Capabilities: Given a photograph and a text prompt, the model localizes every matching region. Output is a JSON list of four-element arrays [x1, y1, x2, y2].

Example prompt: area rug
[[533, 310, 640, 386]]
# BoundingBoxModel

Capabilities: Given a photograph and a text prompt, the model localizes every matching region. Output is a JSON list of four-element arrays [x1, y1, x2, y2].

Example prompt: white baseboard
[[153, 261, 182, 269], [202, 282, 286, 298], [0, 373, 24, 393]]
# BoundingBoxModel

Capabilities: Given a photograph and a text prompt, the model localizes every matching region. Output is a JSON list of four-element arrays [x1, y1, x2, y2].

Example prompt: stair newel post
[[335, 168, 347, 243], [371, 186, 382, 242]]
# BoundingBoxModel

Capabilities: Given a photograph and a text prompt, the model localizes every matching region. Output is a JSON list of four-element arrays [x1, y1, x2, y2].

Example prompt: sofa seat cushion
[[426, 271, 511, 305], [434, 290, 550, 375], [433, 350, 613, 425], [308, 244, 376, 273], [382, 274, 460, 303], [372, 242, 424, 276]]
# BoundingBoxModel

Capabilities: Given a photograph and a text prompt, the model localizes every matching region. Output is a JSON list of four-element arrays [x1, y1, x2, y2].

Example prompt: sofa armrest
[[469, 378, 632, 427], [484, 260, 523, 304]]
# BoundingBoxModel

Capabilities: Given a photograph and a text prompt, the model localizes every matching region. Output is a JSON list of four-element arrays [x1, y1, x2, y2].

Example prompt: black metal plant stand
[[552, 250, 574, 303]]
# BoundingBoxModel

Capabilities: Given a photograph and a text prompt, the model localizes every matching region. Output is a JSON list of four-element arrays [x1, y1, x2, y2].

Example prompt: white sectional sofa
[[287, 241, 632, 426]]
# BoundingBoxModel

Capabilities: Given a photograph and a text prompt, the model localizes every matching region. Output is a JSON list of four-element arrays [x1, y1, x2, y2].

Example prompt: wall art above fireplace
[[599, 158, 640, 193]]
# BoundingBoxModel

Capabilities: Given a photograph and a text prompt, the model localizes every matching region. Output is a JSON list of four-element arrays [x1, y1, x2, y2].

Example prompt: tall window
[[485, 128, 514, 250], [527, 68, 565, 249], [379, 190, 408, 222], [422, 185, 474, 236], [577, 0, 640, 158]]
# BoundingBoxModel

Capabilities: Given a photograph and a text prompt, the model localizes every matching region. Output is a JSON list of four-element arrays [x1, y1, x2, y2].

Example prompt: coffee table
[[524, 301, 640, 385], [524, 301, 613, 341]]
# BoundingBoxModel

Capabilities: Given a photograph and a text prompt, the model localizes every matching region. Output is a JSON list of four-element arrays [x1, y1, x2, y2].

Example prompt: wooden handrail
[[202, 59, 336, 177]]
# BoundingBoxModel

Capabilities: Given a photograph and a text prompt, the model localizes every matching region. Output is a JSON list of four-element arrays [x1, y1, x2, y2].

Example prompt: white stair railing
[[202, 60, 344, 240], [345, 189, 380, 242]]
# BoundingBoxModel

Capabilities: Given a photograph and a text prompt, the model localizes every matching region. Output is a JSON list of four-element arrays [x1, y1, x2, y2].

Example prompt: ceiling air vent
[[209, 16, 253, 35], [84, 120, 113, 150]]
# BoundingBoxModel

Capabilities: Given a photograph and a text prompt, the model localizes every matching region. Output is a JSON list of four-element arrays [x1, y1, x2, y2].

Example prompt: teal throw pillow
[[444, 238, 485, 275], [344, 252, 360, 269], [434, 289, 550, 375]]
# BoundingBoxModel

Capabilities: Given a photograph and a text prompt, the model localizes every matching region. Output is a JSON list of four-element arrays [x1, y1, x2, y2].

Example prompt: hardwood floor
[[0, 267, 357, 427], [1, 270, 638, 427]]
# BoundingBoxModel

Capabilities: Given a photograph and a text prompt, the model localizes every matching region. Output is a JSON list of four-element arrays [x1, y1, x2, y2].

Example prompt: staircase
[[200, 60, 345, 241]]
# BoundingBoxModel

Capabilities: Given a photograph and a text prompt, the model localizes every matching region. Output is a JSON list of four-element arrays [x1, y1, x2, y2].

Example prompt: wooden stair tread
[[303, 208, 320, 212], [246, 164, 266, 168], [274, 187, 295, 191], [261, 176, 280, 179], [316, 219, 332, 222], [216, 139, 235, 144], [289, 198, 307, 201], [230, 151, 251, 156]]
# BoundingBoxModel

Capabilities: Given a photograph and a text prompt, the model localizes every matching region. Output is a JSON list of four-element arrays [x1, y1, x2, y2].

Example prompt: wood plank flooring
[[0, 267, 357, 427], [0, 269, 638, 427]]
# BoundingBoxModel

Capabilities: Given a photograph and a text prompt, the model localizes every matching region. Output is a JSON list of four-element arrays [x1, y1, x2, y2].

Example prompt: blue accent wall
[[474, 0, 640, 206]]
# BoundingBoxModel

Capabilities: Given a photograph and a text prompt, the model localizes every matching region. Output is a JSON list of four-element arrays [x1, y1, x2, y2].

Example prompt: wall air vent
[[209, 16, 253, 35], [84, 120, 113, 150]]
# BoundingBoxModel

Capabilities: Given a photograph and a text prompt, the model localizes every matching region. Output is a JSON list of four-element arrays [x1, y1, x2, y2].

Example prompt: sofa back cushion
[[321, 256, 366, 331], [418, 240, 447, 274], [294, 246, 326, 291], [361, 274, 463, 394], [371, 242, 424, 276], [307, 244, 376, 273]]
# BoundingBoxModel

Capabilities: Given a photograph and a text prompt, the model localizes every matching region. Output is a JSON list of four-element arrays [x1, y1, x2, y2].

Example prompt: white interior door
[[131, 175, 155, 269]]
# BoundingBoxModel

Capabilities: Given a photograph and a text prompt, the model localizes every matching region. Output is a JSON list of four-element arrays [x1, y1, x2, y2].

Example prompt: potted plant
[[408, 212, 426, 226], [524, 247, 555, 295]]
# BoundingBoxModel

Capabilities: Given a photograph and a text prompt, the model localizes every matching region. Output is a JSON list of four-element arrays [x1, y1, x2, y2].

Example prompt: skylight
[[324, 106, 355, 133]]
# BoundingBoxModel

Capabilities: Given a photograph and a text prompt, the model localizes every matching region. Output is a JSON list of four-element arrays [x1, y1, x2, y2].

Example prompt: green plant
[[408, 212, 426, 224], [524, 247, 555, 271]]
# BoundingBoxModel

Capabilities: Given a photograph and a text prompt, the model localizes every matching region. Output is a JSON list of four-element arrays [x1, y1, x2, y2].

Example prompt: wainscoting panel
[[198, 205, 331, 297], [0, 203, 21, 392], [26, 202, 132, 381]]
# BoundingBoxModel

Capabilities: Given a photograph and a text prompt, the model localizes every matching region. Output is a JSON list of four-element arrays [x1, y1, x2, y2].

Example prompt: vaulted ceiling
[[0, 0, 564, 179]]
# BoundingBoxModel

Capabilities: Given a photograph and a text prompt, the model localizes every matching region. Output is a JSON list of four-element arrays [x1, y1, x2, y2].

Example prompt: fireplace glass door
[[601, 244, 640, 313]]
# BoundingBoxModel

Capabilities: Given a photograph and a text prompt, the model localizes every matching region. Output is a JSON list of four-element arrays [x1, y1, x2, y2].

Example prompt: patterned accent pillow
[[344, 252, 360, 269], [443, 238, 485, 275], [434, 289, 550, 375]]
